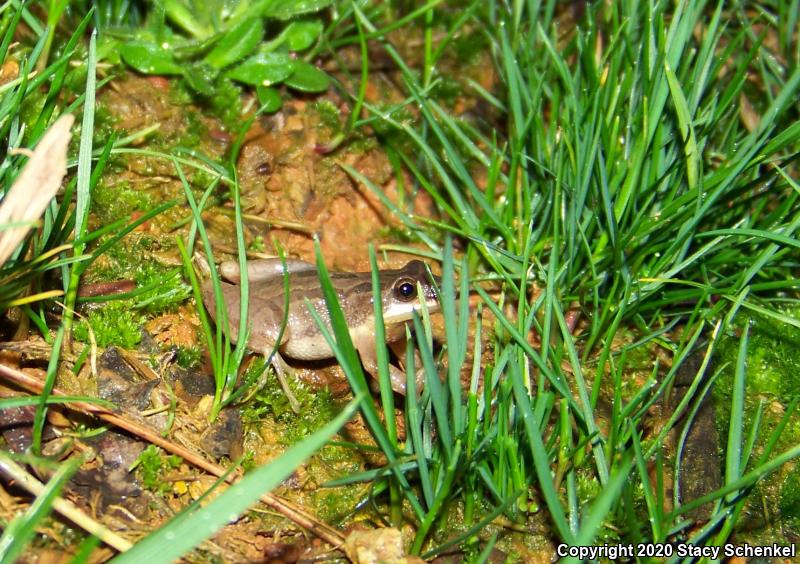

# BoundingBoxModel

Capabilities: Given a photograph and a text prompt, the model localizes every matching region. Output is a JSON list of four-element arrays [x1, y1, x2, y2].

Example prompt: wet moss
[[88, 235, 191, 312], [237, 451, 256, 475], [19, 90, 46, 137], [450, 28, 489, 65], [715, 312, 800, 440], [370, 104, 417, 150], [92, 104, 120, 149], [176, 345, 202, 369], [779, 463, 800, 516], [74, 302, 142, 349], [576, 467, 602, 504], [168, 79, 195, 107], [173, 110, 208, 149], [313, 483, 364, 523], [713, 308, 800, 534], [240, 361, 299, 422], [92, 179, 153, 224], [206, 78, 243, 129], [74, 230, 190, 350], [133, 445, 183, 496], [345, 133, 379, 154], [131, 265, 192, 314], [237, 361, 369, 527], [241, 359, 340, 443], [430, 74, 463, 106], [313, 100, 344, 135], [248, 236, 266, 253]]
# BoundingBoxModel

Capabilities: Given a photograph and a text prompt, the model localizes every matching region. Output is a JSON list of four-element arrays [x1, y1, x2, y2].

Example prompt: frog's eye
[[394, 280, 417, 301]]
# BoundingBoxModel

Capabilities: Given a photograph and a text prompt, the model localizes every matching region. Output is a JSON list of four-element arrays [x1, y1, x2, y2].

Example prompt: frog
[[198, 256, 440, 411]]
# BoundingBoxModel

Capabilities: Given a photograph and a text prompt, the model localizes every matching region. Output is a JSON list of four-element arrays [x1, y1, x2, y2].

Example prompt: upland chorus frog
[[200, 257, 440, 409]]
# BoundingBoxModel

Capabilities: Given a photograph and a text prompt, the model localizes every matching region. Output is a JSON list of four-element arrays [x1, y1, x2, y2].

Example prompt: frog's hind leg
[[221, 259, 316, 283], [268, 351, 301, 413]]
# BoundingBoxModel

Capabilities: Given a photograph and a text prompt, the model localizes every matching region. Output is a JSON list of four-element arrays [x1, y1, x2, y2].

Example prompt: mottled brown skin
[[201, 259, 440, 400]]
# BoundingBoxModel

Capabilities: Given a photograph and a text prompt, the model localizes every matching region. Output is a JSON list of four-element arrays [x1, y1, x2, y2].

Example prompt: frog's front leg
[[353, 337, 423, 395], [266, 350, 301, 413], [253, 316, 303, 413], [220, 258, 316, 283], [357, 348, 407, 394]]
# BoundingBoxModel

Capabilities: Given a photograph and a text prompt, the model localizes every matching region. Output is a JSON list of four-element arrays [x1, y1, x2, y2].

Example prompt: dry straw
[[0, 114, 73, 267]]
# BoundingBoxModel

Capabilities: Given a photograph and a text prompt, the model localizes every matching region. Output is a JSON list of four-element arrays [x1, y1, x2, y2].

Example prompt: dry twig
[[0, 362, 346, 552]]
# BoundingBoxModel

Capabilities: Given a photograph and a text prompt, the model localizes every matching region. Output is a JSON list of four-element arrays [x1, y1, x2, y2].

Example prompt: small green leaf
[[146, 1, 170, 40], [263, 0, 332, 20], [173, 34, 222, 61], [205, 18, 264, 69], [255, 85, 282, 112], [119, 40, 183, 75], [97, 36, 121, 65], [164, 0, 211, 38], [283, 20, 323, 51], [183, 63, 217, 95], [285, 61, 329, 92], [226, 52, 295, 86]]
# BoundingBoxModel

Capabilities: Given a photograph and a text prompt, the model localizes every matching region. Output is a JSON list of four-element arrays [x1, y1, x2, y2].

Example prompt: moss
[[74, 302, 142, 349], [168, 79, 195, 106], [176, 345, 202, 369], [88, 236, 191, 314], [133, 445, 183, 495], [576, 467, 602, 504], [92, 104, 120, 149], [430, 74, 463, 106], [713, 308, 800, 527], [248, 236, 266, 253], [450, 28, 489, 64], [131, 264, 192, 314], [313, 100, 344, 135], [207, 78, 243, 128], [779, 462, 800, 516], [241, 359, 340, 443], [241, 451, 256, 473], [240, 359, 300, 422], [370, 104, 417, 150], [19, 90, 46, 136], [313, 484, 363, 523], [174, 110, 207, 149], [715, 310, 800, 434], [75, 230, 191, 351], [92, 179, 153, 224]]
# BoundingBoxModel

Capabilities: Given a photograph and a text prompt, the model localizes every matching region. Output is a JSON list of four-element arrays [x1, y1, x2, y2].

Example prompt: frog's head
[[379, 260, 441, 324]]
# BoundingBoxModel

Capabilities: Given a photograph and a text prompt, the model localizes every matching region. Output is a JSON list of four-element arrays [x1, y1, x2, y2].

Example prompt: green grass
[[2, 0, 800, 561], [0, 9, 90, 313], [332, 0, 800, 556]]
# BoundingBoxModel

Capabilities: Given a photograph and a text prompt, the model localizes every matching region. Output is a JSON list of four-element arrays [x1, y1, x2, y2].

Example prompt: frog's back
[[203, 279, 288, 351], [280, 271, 373, 332]]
